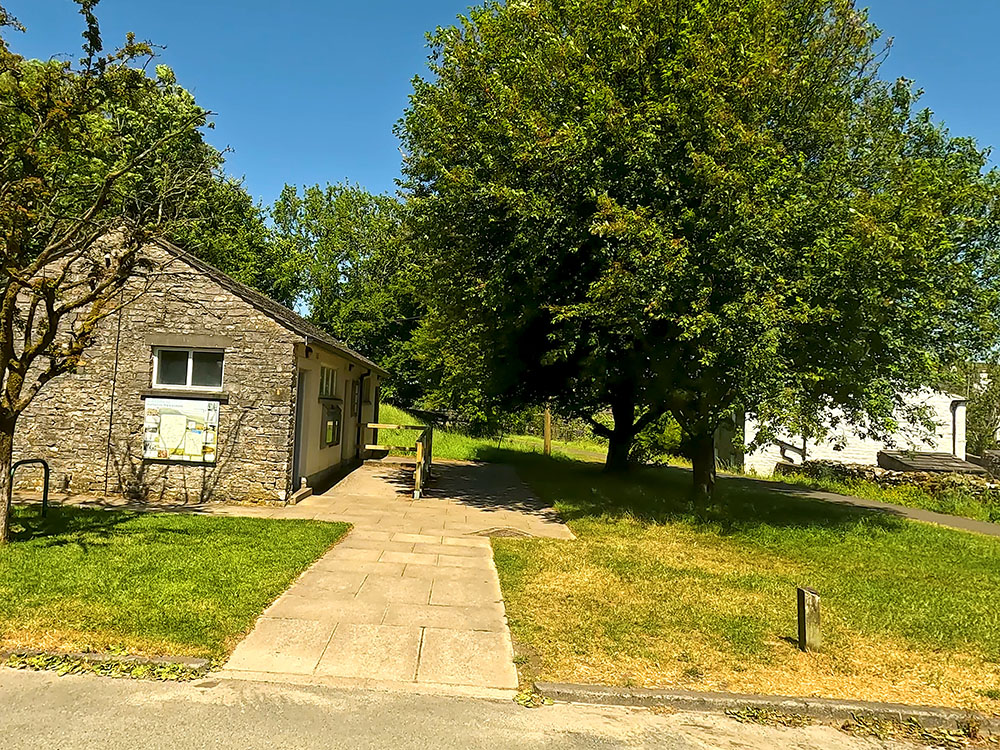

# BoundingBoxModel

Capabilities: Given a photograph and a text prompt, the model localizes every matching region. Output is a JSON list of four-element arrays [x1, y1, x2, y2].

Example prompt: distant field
[[377, 403, 608, 462]]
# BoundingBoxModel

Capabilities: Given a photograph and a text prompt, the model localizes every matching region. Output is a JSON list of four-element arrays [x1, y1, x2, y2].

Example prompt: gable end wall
[[13, 244, 300, 504]]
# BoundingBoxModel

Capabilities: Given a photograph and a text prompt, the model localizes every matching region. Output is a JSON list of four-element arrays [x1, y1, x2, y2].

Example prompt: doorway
[[292, 370, 308, 489]]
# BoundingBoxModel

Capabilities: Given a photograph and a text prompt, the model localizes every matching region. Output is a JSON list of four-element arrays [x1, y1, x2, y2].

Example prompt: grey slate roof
[[877, 451, 986, 475], [155, 239, 388, 376]]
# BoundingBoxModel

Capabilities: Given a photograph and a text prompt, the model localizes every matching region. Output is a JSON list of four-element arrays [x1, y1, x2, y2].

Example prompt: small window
[[363, 380, 372, 404], [322, 403, 342, 447], [153, 348, 224, 390], [319, 366, 337, 399]]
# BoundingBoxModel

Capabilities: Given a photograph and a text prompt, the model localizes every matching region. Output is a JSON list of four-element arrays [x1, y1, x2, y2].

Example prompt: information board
[[143, 398, 220, 464]]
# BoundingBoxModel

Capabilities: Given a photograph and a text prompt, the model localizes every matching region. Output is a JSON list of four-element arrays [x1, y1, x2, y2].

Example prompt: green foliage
[[398, 0, 1000, 489], [0, 0, 233, 540], [168, 178, 301, 307], [841, 715, 980, 748], [3, 652, 212, 682], [630, 414, 684, 464], [271, 183, 421, 400]]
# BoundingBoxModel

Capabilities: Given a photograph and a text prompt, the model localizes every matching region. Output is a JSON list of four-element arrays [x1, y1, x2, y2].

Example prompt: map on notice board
[[143, 398, 219, 463]]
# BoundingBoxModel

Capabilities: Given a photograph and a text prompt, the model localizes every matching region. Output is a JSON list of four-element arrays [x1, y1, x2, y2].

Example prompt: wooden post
[[797, 587, 821, 652], [543, 406, 552, 456], [414, 438, 424, 500]]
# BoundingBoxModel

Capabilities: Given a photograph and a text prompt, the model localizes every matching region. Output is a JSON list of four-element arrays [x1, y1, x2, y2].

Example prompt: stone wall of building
[[13, 244, 300, 504]]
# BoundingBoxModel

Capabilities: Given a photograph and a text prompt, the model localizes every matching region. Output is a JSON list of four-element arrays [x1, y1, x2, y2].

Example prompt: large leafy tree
[[169, 175, 301, 308], [398, 0, 1000, 500], [0, 1, 224, 541], [271, 183, 422, 401]]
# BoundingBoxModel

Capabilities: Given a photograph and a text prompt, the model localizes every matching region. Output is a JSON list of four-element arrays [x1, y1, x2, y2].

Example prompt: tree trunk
[[605, 428, 632, 472], [0, 430, 13, 545], [604, 391, 636, 473], [690, 430, 717, 504]]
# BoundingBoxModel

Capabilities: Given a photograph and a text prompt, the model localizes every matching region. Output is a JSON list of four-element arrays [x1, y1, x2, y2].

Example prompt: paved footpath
[[730, 473, 1000, 538], [220, 460, 573, 695]]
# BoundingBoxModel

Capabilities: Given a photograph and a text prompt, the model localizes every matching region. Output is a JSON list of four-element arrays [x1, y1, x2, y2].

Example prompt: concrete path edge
[[533, 682, 1000, 733]]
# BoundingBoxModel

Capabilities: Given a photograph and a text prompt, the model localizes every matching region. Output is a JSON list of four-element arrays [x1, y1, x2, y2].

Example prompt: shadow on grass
[[479, 448, 908, 535], [10, 504, 146, 546]]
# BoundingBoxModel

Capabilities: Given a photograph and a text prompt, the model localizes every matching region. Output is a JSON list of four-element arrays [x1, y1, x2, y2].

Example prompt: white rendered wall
[[731, 391, 967, 476]]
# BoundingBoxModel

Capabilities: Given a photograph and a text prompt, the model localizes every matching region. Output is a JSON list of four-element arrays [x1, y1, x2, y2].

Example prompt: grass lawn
[[0, 506, 348, 660], [764, 470, 1000, 524], [492, 453, 1000, 713], [378, 403, 608, 462]]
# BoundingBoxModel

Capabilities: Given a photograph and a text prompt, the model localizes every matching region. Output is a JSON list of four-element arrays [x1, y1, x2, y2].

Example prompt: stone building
[[13, 240, 386, 504]]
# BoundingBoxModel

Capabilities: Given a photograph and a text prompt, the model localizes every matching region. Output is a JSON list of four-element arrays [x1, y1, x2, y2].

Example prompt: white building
[[719, 391, 967, 476]]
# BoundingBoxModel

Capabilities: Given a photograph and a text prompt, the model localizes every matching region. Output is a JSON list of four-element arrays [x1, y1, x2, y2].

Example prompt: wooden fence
[[365, 423, 434, 499]]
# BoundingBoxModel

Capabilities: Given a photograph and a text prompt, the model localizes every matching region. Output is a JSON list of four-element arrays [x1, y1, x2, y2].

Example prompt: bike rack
[[10, 459, 50, 517]]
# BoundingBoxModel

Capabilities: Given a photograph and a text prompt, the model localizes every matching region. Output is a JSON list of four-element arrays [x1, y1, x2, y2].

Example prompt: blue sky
[[5, 0, 999, 207]]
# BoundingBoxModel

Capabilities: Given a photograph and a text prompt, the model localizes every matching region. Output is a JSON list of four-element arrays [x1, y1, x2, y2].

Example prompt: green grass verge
[[492, 452, 1000, 710], [765, 470, 1000, 524], [0, 506, 348, 659], [378, 403, 608, 462]]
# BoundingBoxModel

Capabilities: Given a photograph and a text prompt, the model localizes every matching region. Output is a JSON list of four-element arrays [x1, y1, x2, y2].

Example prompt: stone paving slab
[[221, 460, 570, 694], [315, 624, 422, 681], [417, 629, 517, 688], [224, 618, 331, 675]]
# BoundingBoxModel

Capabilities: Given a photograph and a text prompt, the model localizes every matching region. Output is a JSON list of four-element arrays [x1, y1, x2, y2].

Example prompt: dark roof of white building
[[156, 239, 388, 377]]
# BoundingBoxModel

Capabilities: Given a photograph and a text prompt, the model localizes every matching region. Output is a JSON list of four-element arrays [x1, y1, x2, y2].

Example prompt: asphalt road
[[0, 668, 904, 749]]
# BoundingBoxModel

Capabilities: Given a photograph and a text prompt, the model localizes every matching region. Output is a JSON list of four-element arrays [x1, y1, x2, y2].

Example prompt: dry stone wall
[[776, 459, 1000, 501]]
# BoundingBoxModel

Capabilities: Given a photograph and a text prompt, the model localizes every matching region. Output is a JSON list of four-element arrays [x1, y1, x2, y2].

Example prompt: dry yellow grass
[[494, 455, 1000, 715], [0, 627, 207, 659], [526, 631, 1000, 714]]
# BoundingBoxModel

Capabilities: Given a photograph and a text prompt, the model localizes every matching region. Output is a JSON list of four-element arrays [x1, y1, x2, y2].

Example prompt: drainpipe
[[356, 369, 371, 461], [951, 400, 962, 458]]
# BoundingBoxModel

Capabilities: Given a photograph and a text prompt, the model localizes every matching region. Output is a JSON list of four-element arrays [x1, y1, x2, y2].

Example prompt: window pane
[[191, 351, 224, 388], [157, 350, 189, 386]]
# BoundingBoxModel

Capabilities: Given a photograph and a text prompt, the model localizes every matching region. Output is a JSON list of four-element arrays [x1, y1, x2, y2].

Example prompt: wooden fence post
[[414, 438, 424, 500], [544, 406, 552, 456]]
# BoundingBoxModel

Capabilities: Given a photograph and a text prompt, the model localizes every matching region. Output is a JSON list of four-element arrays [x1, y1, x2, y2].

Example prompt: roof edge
[[152, 239, 389, 378]]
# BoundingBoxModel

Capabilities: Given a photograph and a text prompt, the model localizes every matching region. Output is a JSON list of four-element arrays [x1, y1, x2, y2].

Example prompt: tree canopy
[[169, 175, 301, 308], [398, 0, 1000, 498], [271, 183, 422, 402]]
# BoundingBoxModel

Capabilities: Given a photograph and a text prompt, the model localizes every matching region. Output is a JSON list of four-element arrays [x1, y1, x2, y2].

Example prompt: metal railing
[[10, 458, 50, 517], [365, 423, 434, 499]]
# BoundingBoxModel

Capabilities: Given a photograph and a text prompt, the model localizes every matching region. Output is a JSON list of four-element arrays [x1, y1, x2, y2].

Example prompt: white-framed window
[[322, 402, 342, 447], [152, 348, 225, 390], [319, 366, 337, 399]]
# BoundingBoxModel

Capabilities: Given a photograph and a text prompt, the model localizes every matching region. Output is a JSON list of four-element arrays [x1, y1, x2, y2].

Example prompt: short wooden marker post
[[797, 587, 821, 652], [543, 406, 553, 457]]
